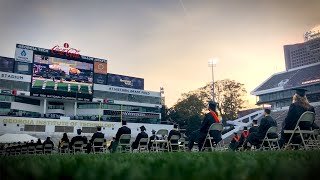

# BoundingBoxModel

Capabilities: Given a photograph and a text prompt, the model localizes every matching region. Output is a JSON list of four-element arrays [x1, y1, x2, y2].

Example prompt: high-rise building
[[284, 26, 320, 70]]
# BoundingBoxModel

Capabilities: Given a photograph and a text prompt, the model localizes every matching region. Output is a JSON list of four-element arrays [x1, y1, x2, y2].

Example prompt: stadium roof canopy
[[251, 62, 320, 95]]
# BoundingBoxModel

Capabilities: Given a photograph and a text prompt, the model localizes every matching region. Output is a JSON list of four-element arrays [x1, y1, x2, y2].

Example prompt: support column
[[43, 98, 47, 115], [74, 101, 77, 117]]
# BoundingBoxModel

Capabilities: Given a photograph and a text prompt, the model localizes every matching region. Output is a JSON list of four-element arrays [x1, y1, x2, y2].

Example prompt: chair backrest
[[170, 135, 180, 142], [61, 142, 69, 148], [119, 134, 131, 144], [156, 129, 169, 137], [298, 111, 315, 123], [73, 141, 84, 147], [266, 126, 277, 135], [36, 145, 43, 150], [93, 138, 104, 146], [44, 144, 53, 149], [209, 123, 223, 132], [139, 138, 149, 145]]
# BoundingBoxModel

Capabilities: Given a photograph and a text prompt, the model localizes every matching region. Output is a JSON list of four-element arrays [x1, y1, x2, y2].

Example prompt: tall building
[[284, 26, 320, 70]]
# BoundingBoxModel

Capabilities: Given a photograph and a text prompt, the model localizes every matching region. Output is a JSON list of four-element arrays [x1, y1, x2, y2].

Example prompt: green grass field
[[1, 151, 320, 180]]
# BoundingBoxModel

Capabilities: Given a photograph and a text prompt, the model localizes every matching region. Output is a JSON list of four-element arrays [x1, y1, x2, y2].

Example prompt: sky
[[0, 0, 319, 108]]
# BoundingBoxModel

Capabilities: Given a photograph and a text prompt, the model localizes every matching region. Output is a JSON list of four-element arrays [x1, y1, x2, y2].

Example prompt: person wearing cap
[[243, 109, 277, 149], [70, 129, 87, 150], [188, 101, 222, 151], [238, 127, 250, 147], [279, 88, 319, 148], [112, 120, 131, 152], [249, 120, 259, 134], [229, 132, 240, 151], [148, 129, 159, 150], [58, 133, 70, 150], [131, 126, 148, 150], [88, 126, 105, 153]]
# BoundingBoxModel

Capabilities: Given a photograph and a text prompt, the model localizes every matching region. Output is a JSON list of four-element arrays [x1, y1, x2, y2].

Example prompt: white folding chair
[[73, 141, 84, 154], [260, 126, 280, 151], [28, 145, 36, 155], [92, 138, 105, 154], [117, 134, 131, 153], [284, 111, 316, 150], [201, 123, 223, 152], [21, 145, 28, 155], [155, 129, 169, 151], [137, 138, 149, 152], [168, 135, 180, 152], [44, 144, 53, 154], [35, 145, 43, 154]]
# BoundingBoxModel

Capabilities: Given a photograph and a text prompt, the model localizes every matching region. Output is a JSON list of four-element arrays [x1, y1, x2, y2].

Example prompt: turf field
[[1, 151, 320, 180], [32, 79, 90, 94]]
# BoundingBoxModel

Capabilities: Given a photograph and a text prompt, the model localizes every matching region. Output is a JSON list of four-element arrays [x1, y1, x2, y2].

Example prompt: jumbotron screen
[[31, 54, 93, 100]]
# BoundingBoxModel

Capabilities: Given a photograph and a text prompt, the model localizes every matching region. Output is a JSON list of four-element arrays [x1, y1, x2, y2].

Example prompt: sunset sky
[[0, 0, 319, 107]]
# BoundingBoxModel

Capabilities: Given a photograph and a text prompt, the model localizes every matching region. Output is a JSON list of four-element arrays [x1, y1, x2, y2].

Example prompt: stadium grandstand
[[0, 43, 173, 142]]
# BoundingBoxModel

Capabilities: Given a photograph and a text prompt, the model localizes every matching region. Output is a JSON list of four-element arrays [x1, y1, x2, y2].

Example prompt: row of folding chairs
[[3, 144, 54, 156]]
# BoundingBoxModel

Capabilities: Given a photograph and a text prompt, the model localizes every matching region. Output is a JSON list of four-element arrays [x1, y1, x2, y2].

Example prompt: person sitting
[[279, 88, 319, 148], [250, 120, 259, 133], [87, 126, 105, 153], [243, 109, 277, 149], [112, 120, 131, 153], [27, 140, 36, 148], [168, 124, 181, 142], [43, 136, 54, 150], [148, 129, 159, 150], [188, 101, 222, 151], [229, 132, 240, 151], [70, 129, 87, 151], [239, 127, 250, 147], [131, 126, 148, 150], [108, 137, 116, 151], [58, 133, 70, 151]]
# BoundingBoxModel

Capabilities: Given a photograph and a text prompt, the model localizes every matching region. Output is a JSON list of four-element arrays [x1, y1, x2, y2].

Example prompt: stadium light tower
[[208, 58, 218, 101]]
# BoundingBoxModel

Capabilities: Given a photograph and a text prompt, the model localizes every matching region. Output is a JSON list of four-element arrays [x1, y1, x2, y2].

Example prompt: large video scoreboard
[[15, 43, 107, 101]]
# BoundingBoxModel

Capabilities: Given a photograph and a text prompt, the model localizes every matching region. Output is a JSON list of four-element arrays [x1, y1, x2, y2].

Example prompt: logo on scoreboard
[[15, 48, 33, 63], [51, 43, 81, 59]]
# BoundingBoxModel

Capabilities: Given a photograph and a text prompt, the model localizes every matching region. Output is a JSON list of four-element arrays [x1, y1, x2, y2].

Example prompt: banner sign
[[0, 56, 14, 72], [104, 110, 160, 118], [94, 74, 107, 85], [94, 62, 108, 75], [16, 44, 107, 63], [94, 84, 160, 97], [107, 73, 144, 90], [15, 48, 34, 63], [31, 92, 92, 102], [0, 72, 31, 82]]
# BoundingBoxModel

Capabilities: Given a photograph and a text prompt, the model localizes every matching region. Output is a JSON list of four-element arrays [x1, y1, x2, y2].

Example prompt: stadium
[[1, 30, 320, 179]]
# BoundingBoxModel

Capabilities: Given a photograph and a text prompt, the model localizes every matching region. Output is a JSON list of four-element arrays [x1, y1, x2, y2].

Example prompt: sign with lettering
[[15, 48, 34, 63], [94, 84, 161, 97], [107, 73, 144, 90], [0, 72, 31, 82], [51, 43, 81, 59]]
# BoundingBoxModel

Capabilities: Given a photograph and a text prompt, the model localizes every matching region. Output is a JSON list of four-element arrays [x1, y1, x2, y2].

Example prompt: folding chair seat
[[92, 138, 105, 154], [201, 123, 223, 152], [59, 142, 70, 154], [117, 134, 131, 153], [259, 126, 280, 151], [168, 135, 180, 152], [72, 141, 84, 154], [284, 111, 317, 150], [178, 138, 186, 152], [44, 144, 53, 154], [137, 138, 149, 152], [36, 145, 43, 154]]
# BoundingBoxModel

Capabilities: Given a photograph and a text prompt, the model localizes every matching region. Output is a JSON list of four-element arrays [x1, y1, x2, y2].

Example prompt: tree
[[168, 93, 206, 131], [197, 79, 247, 120]]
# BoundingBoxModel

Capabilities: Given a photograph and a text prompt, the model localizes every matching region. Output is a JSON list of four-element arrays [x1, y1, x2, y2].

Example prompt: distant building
[[284, 27, 320, 70]]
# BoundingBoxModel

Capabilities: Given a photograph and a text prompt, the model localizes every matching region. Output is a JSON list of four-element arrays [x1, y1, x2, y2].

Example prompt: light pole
[[208, 58, 218, 101]]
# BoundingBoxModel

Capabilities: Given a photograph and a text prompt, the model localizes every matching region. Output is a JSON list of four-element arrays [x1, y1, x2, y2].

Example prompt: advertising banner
[[94, 74, 107, 85], [0, 56, 14, 72], [0, 72, 32, 82], [103, 110, 160, 119], [94, 62, 108, 75], [107, 73, 144, 90], [15, 48, 34, 63]]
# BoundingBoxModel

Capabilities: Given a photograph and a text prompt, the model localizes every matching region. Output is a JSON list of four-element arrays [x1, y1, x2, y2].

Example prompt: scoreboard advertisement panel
[[107, 73, 144, 90], [15, 43, 107, 101]]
